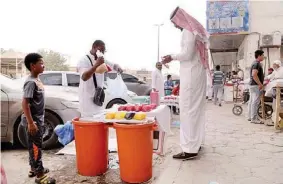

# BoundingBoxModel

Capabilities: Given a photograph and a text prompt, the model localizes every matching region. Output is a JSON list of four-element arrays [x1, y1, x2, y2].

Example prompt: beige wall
[[249, 1, 283, 34], [211, 52, 237, 72], [238, 1, 283, 79]]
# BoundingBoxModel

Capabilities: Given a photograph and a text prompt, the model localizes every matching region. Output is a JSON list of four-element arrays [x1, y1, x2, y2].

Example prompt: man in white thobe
[[267, 60, 283, 81], [207, 69, 214, 100], [265, 60, 283, 97], [162, 7, 209, 160], [77, 40, 122, 117], [151, 62, 165, 97]]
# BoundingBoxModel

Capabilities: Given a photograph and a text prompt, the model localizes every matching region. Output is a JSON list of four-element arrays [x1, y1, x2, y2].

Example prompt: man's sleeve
[[23, 81, 36, 99], [251, 63, 259, 71], [104, 60, 115, 70], [77, 57, 90, 76], [267, 73, 275, 80], [171, 29, 196, 61], [151, 71, 156, 89]]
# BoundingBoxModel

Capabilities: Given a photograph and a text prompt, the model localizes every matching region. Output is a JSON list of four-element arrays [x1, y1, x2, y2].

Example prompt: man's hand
[[28, 122, 38, 136], [162, 55, 173, 64], [259, 84, 264, 90], [114, 64, 123, 73], [94, 57, 105, 68]]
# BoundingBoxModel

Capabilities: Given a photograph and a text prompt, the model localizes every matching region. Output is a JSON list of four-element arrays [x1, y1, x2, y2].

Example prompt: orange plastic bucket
[[114, 123, 154, 183], [72, 118, 109, 176]]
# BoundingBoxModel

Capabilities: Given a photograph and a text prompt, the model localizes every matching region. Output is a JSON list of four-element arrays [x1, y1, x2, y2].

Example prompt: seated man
[[264, 60, 283, 125], [265, 60, 283, 97], [267, 60, 283, 81]]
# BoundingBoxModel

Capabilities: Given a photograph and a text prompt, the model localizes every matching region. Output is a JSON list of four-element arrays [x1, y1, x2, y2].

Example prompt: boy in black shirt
[[22, 53, 56, 184], [248, 50, 265, 123]]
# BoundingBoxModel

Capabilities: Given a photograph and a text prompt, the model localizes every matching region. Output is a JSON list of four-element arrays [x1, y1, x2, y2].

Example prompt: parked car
[[0, 74, 81, 149], [106, 72, 152, 96], [15, 71, 137, 109], [172, 79, 180, 86]]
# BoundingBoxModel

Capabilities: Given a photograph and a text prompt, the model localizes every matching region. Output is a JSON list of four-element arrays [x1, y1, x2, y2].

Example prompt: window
[[39, 73, 62, 86], [122, 74, 139, 83], [104, 72, 117, 81], [67, 74, 80, 87]]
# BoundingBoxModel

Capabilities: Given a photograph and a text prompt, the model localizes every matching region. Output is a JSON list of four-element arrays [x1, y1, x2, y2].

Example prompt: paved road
[[155, 103, 283, 184], [2, 103, 283, 184]]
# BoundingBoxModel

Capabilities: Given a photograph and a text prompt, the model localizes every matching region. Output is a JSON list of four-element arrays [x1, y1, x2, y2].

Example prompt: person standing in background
[[212, 65, 225, 106], [77, 40, 122, 117], [248, 50, 265, 123], [164, 74, 174, 96], [172, 81, 180, 115], [207, 69, 213, 100], [237, 68, 244, 80], [172, 81, 180, 96], [151, 62, 165, 97]]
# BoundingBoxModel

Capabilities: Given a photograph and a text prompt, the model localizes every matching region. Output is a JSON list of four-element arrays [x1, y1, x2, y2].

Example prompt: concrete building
[[207, 1, 283, 79], [0, 50, 27, 78]]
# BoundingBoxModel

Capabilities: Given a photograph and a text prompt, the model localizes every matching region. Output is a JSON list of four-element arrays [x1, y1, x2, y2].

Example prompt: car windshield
[[0, 74, 22, 91]]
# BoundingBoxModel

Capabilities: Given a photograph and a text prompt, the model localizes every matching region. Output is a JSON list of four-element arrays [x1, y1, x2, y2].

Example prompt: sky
[[0, 0, 206, 73]]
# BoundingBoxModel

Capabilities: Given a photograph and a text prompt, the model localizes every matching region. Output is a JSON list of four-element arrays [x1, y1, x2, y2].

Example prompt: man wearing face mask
[[151, 62, 165, 97], [77, 40, 123, 117]]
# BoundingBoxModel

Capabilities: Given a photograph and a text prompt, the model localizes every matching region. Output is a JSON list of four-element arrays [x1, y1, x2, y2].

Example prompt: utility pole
[[154, 23, 164, 62]]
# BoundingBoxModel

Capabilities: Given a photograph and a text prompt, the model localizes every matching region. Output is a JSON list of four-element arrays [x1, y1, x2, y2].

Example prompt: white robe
[[172, 29, 206, 153], [265, 67, 283, 97], [151, 69, 165, 97], [206, 72, 213, 98], [77, 54, 104, 117], [77, 54, 117, 117]]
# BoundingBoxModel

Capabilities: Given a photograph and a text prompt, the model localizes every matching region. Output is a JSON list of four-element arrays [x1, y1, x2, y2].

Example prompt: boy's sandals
[[29, 168, 49, 177], [35, 175, 56, 184]]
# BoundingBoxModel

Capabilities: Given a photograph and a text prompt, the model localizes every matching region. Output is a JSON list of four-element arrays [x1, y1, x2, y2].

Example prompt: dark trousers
[[169, 106, 177, 113], [26, 124, 44, 174]]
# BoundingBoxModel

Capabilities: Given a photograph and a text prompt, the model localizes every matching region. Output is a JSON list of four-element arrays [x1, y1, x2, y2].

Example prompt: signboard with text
[[206, 0, 249, 34]]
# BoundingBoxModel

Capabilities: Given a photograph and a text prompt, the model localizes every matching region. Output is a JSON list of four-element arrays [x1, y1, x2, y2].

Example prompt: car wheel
[[17, 111, 62, 149], [106, 99, 127, 109]]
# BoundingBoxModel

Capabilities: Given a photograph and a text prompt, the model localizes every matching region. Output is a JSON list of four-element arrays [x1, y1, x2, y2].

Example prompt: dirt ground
[[1, 124, 171, 184], [1, 142, 168, 184]]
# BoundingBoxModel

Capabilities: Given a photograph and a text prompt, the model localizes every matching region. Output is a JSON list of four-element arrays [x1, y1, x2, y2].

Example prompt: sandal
[[35, 175, 56, 184], [29, 168, 49, 178]]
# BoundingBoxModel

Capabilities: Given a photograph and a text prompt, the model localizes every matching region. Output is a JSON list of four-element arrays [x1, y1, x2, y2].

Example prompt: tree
[[1, 48, 6, 54], [38, 49, 69, 71]]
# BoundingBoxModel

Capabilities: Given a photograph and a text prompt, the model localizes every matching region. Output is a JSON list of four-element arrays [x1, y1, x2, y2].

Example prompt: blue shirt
[[164, 80, 174, 90]]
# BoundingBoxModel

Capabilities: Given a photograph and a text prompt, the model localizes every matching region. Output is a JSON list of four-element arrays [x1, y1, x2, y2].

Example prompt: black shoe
[[199, 146, 202, 152], [219, 104, 222, 107], [172, 152, 198, 160]]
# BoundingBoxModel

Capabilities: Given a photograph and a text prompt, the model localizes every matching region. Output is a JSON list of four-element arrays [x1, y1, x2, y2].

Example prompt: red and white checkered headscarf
[[171, 7, 209, 69]]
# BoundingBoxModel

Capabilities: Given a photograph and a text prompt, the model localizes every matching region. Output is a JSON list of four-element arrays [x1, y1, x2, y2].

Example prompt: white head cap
[[273, 60, 282, 66]]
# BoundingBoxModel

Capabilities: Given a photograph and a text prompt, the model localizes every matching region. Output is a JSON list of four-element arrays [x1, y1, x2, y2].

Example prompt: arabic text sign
[[206, 0, 249, 34]]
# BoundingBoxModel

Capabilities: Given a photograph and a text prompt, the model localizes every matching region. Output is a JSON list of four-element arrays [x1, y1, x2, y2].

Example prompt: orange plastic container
[[114, 123, 154, 183], [72, 118, 109, 176]]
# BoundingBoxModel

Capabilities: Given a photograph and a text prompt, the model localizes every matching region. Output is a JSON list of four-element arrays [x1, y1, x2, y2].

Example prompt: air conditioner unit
[[260, 32, 281, 47]]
